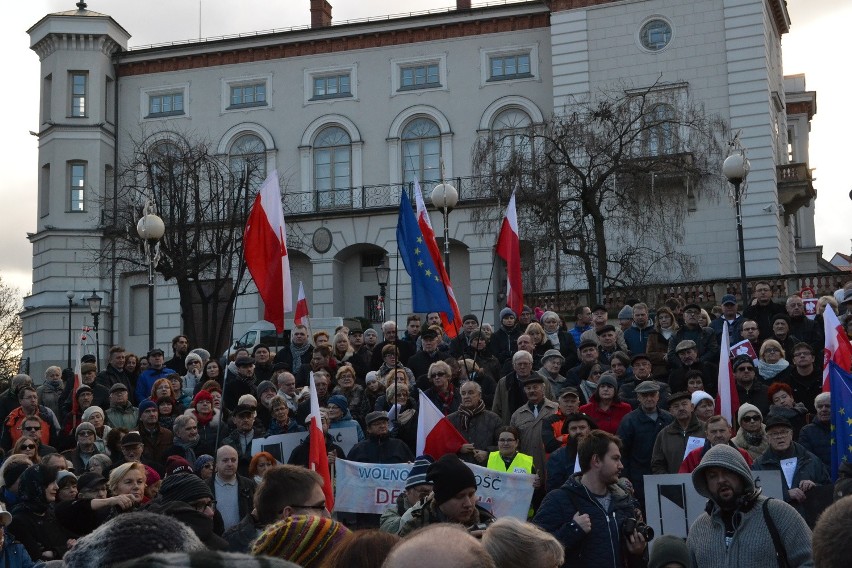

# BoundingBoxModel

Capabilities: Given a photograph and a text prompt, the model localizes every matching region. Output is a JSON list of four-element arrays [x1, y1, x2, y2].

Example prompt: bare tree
[[0, 277, 23, 379], [104, 132, 296, 355], [471, 81, 729, 302]]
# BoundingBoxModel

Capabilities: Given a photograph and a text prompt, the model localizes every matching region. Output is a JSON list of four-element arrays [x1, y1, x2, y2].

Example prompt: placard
[[250, 427, 358, 463]]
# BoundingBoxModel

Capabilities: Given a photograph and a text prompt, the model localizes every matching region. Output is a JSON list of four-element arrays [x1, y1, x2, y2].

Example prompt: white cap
[[691, 390, 714, 407]]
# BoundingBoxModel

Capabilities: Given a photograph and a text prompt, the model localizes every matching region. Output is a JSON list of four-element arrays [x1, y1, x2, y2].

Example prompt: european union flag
[[829, 361, 852, 480], [396, 189, 454, 315]]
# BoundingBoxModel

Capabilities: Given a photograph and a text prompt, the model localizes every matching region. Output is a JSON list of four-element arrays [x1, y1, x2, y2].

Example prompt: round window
[[639, 19, 672, 52]]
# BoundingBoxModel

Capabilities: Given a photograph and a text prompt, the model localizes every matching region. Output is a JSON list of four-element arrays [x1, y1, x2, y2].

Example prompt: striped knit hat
[[251, 514, 350, 567]]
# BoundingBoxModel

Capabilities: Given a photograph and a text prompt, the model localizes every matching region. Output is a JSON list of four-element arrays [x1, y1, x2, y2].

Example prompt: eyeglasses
[[23, 426, 41, 432], [768, 430, 792, 438], [429, 372, 448, 378], [20, 444, 36, 450], [735, 366, 755, 372], [742, 327, 758, 332], [793, 352, 812, 358], [192, 500, 217, 512], [763, 348, 780, 354], [740, 415, 761, 423], [77, 431, 95, 437]]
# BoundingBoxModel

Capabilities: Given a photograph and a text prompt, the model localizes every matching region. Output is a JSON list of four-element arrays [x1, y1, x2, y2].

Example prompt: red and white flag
[[496, 191, 523, 315], [414, 181, 462, 338], [70, 329, 86, 429], [308, 371, 334, 511], [416, 390, 466, 459], [294, 281, 310, 327], [822, 304, 852, 391], [716, 321, 740, 425], [244, 170, 292, 333]]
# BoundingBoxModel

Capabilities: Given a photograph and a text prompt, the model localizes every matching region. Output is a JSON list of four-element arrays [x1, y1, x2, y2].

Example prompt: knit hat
[[692, 444, 756, 500], [737, 402, 763, 425], [462, 314, 478, 324], [82, 406, 104, 422], [405, 455, 435, 490], [597, 373, 618, 390], [649, 534, 690, 568], [115, 551, 301, 568], [427, 454, 477, 505], [691, 390, 714, 407], [251, 514, 351, 567], [185, 353, 203, 367], [326, 394, 349, 414], [731, 354, 753, 371], [76, 421, 96, 437], [144, 465, 161, 488], [257, 380, 277, 395], [617, 305, 634, 320], [56, 470, 77, 488], [499, 308, 516, 320], [63, 511, 205, 567], [158, 472, 212, 503], [2, 461, 29, 488], [194, 455, 214, 474], [191, 390, 213, 407], [165, 456, 194, 477], [81, 363, 97, 375], [138, 399, 158, 414]]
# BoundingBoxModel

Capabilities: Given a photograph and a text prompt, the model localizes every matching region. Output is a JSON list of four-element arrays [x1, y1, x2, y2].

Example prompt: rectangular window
[[42, 74, 52, 123], [312, 74, 351, 99], [399, 64, 440, 90], [71, 72, 87, 117], [489, 53, 532, 81], [39, 164, 50, 218], [105, 76, 115, 123], [229, 82, 267, 108], [148, 92, 184, 117], [130, 285, 147, 336], [69, 162, 86, 212]]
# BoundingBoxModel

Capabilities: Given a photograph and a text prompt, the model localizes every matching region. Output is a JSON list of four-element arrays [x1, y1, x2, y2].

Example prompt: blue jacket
[[623, 323, 655, 356], [709, 315, 744, 346], [533, 474, 646, 568], [616, 407, 673, 501], [545, 444, 577, 494], [0, 537, 38, 568], [797, 419, 831, 468], [135, 367, 176, 404]]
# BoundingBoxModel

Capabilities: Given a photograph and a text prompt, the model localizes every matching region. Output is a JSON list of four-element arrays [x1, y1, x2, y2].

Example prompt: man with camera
[[533, 430, 648, 567]]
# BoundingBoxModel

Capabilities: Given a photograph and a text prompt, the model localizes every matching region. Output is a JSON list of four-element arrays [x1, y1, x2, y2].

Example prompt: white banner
[[333, 459, 535, 519], [250, 427, 359, 463]]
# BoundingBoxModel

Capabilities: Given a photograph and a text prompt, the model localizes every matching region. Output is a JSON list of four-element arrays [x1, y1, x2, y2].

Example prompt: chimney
[[457, 0, 472, 10], [310, 0, 332, 28]]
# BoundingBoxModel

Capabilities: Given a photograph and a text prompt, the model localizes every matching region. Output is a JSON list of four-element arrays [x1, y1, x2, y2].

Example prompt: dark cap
[[597, 374, 618, 390], [365, 410, 389, 426], [631, 353, 652, 365], [591, 304, 607, 314], [558, 386, 580, 399], [462, 314, 478, 324], [148, 348, 165, 358], [521, 374, 545, 385], [348, 327, 363, 335], [675, 340, 697, 352], [667, 391, 692, 407], [75, 385, 93, 398], [234, 404, 257, 417], [721, 294, 737, 306], [732, 354, 754, 371], [764, 415, 793, 431], [420, 328, 439, 340], [634, 380, 661, 394], [110, 383, 128, 393], [771, 313, 791, 325], [77, 472, 107, 492], [596, 324, 616, 336], [683, 303, 701, 312], [578, 339, 599, 351], [81, 354, 97, 363], [427, 454, 477, 505], [235, 356, 255, 367], [120, 432, 143, 446]]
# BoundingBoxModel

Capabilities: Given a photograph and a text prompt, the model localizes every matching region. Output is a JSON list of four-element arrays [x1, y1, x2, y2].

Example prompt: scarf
[[545, 331, 560, 350], [458, 400, 486, 430], [290, 342, 311, 372], [743, 430, 765, 447], [769, 403, 808, 421], [173, 436, 199, 463], [436, 384, 456, 416], [661, 328, 673, 340], [758, 359, 789, 380], [195, 410, 214, 427], [580, 380, 598, 403]]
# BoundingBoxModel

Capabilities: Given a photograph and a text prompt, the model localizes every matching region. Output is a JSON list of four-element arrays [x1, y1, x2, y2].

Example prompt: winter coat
[[490, 325, 521, 365], [678, 441, 752, 473], [447, 407, 502, 463], [666, 325, 718, 368], [221, 425, 267, 476], [742, 300, 787, 342], [651, 415, 705, 474], [346, 434, 413, 464], [510, 400, 559, 475], [533, 474, 646, 568], [145, 498, 228, 550], [222, 512, 263, 553], [798, 419, 831, 468], [667, 361, 719, 397], [579, 399, 632, 435], [752, 441, 830, 511], [492, 372, 527, 425], [644, 330, 671, 378], [397, 494, 495, 537], [623, 322, 656, 356], [105, 402, 139, 430], [545, 443, 578, 494], [134, 367, 176, 408], [139, 424, 175, 465], [0, 534, 38, 568], [329, 411, 365, 442], [206, 474, 257, 529], [732, 426, 770, 462], [36, 380, 65, 421], [782, 367, 823, 414], [186, 408, 228, 456], [709, 314, 744, 347], [288, 432, 345, 468], [379, 492, 416, 535], [735, 381, 770, 420], [331, 385, 367, 426], [616, 407, 673, 499]]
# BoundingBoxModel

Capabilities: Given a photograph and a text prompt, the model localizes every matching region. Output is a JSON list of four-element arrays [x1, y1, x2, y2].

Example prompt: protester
[[318, 529, 400, 568], [813, 496, 852, 568], [383, 524, 496, 568], [482, 516, 564, 568], [379, 456, 433, 534], [8, 464, 76, 561], [251, 514, 350, 566]]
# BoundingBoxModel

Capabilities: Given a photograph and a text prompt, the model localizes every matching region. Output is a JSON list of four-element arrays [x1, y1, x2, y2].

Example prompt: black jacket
[[206, 474, 257, 529], [145, 498, 229, 550], [346, 434, 413, 464]]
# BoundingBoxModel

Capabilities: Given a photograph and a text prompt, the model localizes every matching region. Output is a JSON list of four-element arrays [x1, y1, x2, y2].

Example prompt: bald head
[[384, 525, 495, 568]]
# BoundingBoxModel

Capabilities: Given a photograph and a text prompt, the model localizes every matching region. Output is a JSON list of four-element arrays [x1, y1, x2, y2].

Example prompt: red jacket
[[579, 400, 632, 435], [678, 442, 753, 473]]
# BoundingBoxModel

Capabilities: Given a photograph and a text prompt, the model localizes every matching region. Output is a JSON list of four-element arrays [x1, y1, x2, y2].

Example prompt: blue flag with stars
[[396, 189, 454, 316], [829, 361, 852, 481]]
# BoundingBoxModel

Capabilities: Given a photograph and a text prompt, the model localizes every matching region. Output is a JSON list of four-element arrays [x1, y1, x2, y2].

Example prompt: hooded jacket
[[687, 444, 814, 568]]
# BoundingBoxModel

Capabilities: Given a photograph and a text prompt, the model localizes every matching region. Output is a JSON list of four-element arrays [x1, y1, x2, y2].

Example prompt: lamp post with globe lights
[[136, 204, 165, 351], [86, 290, 102, 368], [430, 180, 459, 276], [66, 290, 75, 369], [375, 261, 390, 323], [723, 148, 751, 305]]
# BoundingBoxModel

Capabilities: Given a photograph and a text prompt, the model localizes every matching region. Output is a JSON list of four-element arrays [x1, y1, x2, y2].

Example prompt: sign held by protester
[[250, 427, 358, 463]]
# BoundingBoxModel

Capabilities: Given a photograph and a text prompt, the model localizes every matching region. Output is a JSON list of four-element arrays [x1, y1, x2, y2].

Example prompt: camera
[[622, 518, 654, 541], [467, 523, 488, 533]]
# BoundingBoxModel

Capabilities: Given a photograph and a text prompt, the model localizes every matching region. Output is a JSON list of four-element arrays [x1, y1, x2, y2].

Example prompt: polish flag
[[308, 371, 334, 511], [496, 191, 523, 315], [244, 170, 292, 333], [416, 390, 467, 459], [822, 304, 852, 391], [70, 329, 86, 429], [715, 321, 740, 426], [294, 281, 310, 327], [414, 181, 462, 338]]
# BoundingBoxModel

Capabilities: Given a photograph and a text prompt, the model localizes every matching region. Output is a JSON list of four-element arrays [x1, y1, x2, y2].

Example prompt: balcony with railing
[[282, 176, 500, 217], [777, 162, 816, 217]]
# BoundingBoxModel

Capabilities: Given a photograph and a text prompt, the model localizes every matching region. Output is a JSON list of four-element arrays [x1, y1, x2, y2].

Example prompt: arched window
[[314, 126, 352, 209], [402, 118, 441, 186], [491, 108, 532, 171], [149, 141, 182, 215], [644, 104, 676, 156], [228, 134, 266, 193]]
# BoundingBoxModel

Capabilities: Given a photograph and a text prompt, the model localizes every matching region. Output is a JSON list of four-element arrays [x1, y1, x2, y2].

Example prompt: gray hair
[[172, 414, 197, 435], [815, 392, 831, 406], [482, 517, 564, 568], [512, 350, 533, 364], [541, 311, 560, 323], [382, 320, 397, 332], [459, 380, 482, 394], [44, 366, 62, 378]]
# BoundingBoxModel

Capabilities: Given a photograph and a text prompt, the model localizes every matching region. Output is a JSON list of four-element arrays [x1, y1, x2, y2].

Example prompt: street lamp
[[723, 150, 751, 305], [137, 207, 165, 351], [86, 290, 103, 369], [375, 261, 390, 323], [66, 290, 75, 369], [431, 181, 459, 275]]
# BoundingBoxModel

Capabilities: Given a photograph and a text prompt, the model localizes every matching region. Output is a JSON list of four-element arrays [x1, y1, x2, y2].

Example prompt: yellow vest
[[487, 451, 534, 475]]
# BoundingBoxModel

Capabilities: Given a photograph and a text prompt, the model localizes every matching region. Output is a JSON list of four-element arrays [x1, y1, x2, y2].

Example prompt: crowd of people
[[1, 285, 851, 566]]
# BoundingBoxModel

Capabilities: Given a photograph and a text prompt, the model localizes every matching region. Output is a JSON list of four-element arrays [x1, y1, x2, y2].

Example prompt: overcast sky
[[1, 0, 849, 296]]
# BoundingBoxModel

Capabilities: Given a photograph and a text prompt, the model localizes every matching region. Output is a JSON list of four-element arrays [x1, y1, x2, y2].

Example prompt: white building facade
[[22, 0, 817, 378]]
